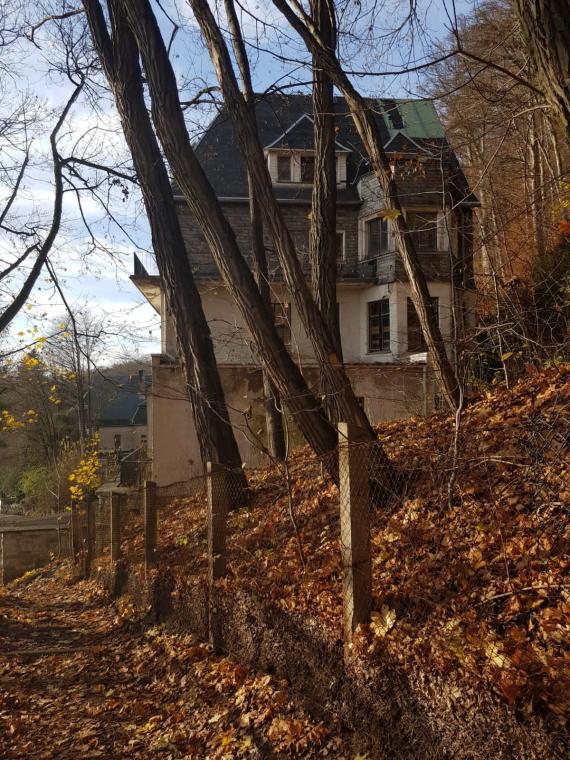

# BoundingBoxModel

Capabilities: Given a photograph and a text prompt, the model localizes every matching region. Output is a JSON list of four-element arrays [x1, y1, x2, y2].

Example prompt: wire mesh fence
[[70, 371, 569, 714]]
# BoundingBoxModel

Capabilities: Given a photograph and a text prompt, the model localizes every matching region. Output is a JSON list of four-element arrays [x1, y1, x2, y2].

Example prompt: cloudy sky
[[1, 0, 469, 367]]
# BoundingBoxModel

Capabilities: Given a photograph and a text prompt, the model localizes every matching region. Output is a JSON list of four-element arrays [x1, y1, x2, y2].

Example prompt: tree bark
[[309, 0, 342, 423], [271, 0, 461, 411], [309, 0, 340, 360], [115, 0, 344, 477], [224, 0, 286, 461], [188, 0, 393, 464], [83, 0, 245, 480], [515, 0, 570, 144]]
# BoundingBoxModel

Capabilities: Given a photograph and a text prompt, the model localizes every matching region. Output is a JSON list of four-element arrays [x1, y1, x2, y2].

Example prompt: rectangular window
[[366, 217, 389, 257], [277, 154, 292, 182], [407, 296, 439, 352], [335, 231, 345, 260], [300, 154, 315, 183], [407, 211, 438, 251], [272, 302, 291, 345], [368, 298, 390, 352]]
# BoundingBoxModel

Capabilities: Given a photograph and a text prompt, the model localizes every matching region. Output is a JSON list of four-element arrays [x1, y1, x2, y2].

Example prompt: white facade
[[160, 279, 465, 368]]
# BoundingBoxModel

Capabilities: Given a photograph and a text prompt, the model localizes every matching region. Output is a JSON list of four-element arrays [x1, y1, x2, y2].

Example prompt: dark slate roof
[[97, 375, 149, 428], [186, 93, 476, 206]]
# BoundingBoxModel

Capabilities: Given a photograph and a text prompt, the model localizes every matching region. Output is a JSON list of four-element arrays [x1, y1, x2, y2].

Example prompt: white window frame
[[336, 230, 346, 260], [359, 213, 391, 260]]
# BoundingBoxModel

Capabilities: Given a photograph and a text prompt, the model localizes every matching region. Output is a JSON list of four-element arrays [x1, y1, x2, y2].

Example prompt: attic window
[[277, 154, 292, 182], [300, 154, 315, 183]]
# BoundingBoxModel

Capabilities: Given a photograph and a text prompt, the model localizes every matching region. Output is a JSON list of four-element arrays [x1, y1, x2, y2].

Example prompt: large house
[[132, 94, 478, 486]]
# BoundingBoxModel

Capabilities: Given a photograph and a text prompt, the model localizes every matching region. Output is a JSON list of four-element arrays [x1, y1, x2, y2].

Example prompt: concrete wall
[[0, 517, 70, 584], [98, 424, 147, 452], [148, 357, 434, 486]]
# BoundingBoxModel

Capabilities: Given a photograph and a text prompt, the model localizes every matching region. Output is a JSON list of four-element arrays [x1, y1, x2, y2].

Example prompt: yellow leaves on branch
[[68, 438, 101, 502], [0, 408, 38, 432]]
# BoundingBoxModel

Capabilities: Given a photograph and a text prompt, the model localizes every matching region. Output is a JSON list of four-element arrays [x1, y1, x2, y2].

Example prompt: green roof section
[[378, 98, 445, 141]]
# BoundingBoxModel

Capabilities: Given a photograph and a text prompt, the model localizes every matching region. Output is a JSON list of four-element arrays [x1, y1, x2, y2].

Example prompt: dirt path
[[0, 565, 350, 759]]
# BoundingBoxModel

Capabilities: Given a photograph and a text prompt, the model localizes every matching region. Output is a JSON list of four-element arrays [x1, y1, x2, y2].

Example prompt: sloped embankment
[[118, 366, 569, 758]]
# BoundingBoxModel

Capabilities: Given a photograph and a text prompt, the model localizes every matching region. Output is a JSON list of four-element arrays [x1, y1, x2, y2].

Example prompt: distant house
[[132, 94, 478, 486], [96, 370, 149, 453]]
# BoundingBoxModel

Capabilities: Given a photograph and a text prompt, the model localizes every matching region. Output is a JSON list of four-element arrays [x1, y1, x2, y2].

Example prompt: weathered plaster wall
[[148, 357, 434, 486], [98, 425, 147, 452]]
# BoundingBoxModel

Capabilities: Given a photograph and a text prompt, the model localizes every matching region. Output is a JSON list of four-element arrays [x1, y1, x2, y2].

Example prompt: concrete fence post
[[338, 422, 372, 661], [110, 491, 122, 562], [207, 462, 228, 652], [70, 501, 80, 564], [144, 480, 157, 570], [83, 500, 95, 578]]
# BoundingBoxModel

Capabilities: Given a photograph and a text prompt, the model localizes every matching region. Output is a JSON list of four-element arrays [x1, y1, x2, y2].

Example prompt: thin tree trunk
[[309, 0, 340, 357], [272, 0, 461, 411], [115, 0, 345, 478], [224, 0, 286, 461], [83, 0, 245, 481], [188, 0, 391, 457], [309, 0, 342, 422]]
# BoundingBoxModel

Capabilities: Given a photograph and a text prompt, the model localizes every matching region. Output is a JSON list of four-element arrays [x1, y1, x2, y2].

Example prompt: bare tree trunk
[[224, 0, 286, 461], [272, 0, 461, 411], [516, 0, 570, 143], [115, 0, 346, 477], [83, 0, 245, 479], [188, 0, 389, 451], [309, 0, 342, 422], [309, 0, 340, 358]]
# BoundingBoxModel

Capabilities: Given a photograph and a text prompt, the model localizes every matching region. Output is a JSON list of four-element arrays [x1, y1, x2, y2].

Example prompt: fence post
[[110, 491, 121, 562], [83, 500, 95, 578], [144, 480, 157, 570], [338, 422, 372, 661], [70, 501, 80, 564], [207, 462, 227, 652]]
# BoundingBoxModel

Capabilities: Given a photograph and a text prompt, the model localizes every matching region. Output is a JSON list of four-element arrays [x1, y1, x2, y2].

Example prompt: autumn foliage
[[121, 365, 569, 722]]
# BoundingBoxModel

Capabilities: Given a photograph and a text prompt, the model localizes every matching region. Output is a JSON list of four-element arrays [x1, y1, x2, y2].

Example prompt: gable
[[265, 113, 350, 152]]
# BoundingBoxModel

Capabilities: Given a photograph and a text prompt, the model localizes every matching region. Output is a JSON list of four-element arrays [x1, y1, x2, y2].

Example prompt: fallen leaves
[[0, 570, 352, 758]]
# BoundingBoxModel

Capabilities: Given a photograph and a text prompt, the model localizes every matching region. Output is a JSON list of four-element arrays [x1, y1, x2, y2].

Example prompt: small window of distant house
[[300, 154, 315, 183], [336, 231, 345, 260], [368, 298, 390, 352], [407, 296, 439, 352], [366, 217, 389, 258], [407, 211, 438, 251], [277, 154, 292, 182], [272, 302, 291, 345]]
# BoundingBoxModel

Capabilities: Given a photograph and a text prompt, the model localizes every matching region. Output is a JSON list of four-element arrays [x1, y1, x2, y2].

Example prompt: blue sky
[[1, 0, 471, 366]]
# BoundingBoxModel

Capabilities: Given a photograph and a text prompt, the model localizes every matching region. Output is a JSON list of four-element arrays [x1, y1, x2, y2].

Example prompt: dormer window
[[300, 154, 315, 183], [277, 154, 292, 182]]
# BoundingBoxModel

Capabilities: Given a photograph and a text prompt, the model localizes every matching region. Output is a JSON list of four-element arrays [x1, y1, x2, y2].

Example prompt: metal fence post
[[338, 422, 372, 661], [207, 462, 227, 651], [144, 480, 157, 570], [110, 491, 121, 562]]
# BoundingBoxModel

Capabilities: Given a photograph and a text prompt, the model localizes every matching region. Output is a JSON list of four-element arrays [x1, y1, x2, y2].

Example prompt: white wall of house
[[162, 280, 454, 367], [98, 425, 147, 452]]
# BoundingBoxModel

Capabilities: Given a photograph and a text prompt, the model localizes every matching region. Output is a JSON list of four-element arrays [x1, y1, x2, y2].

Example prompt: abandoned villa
[[132, 94, 478, 486]]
